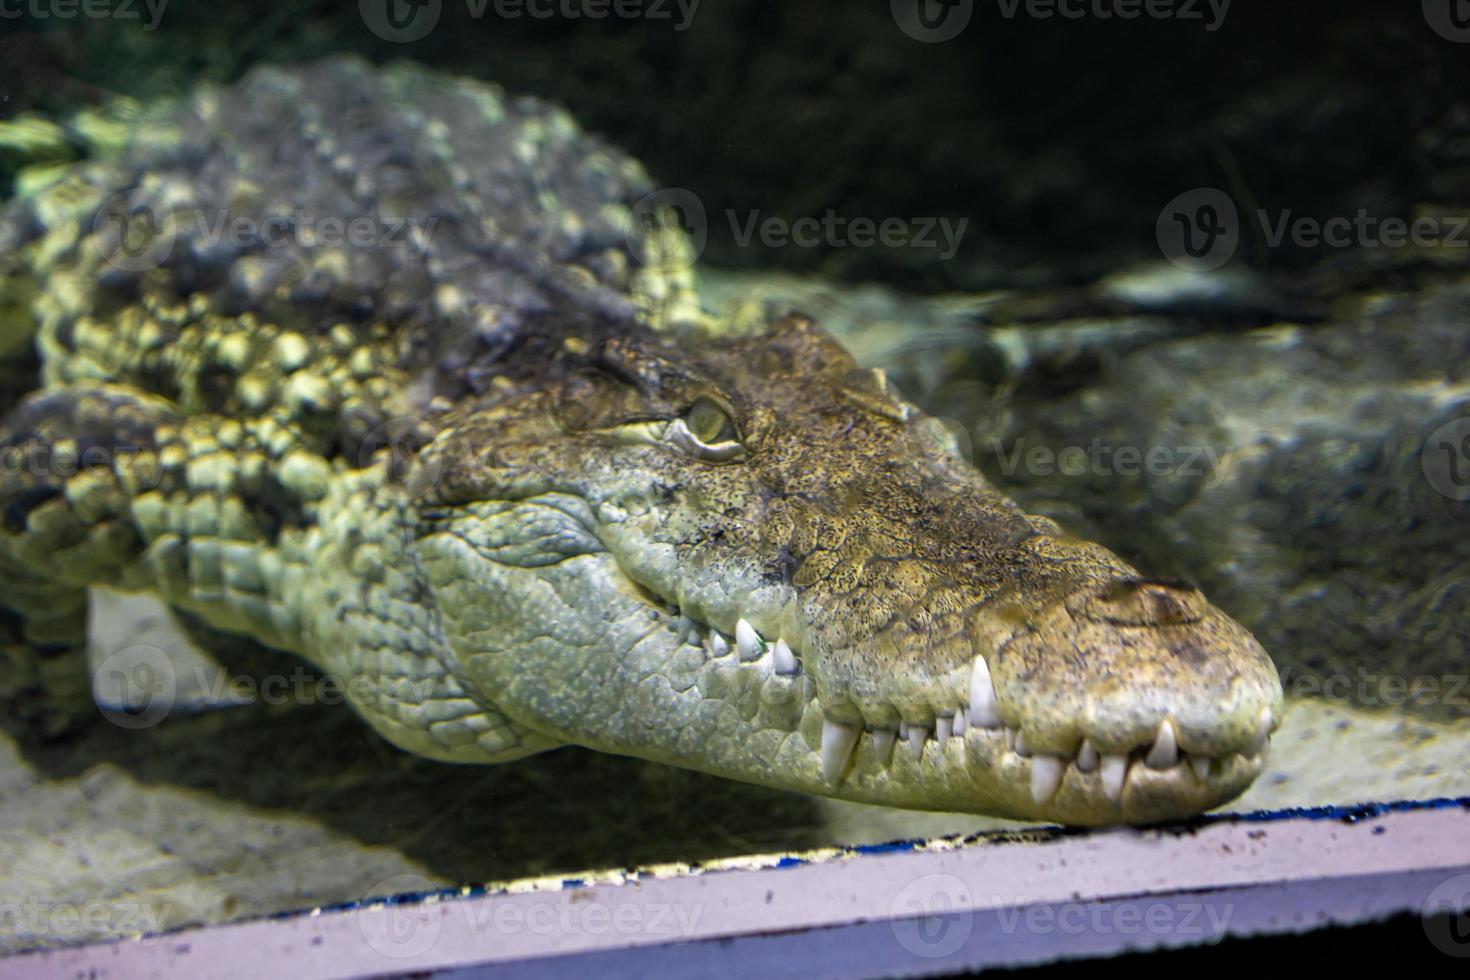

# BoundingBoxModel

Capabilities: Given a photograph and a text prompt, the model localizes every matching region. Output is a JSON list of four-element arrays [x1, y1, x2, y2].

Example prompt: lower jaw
[[609, 567, 1264, 825], [819, 725, 1267, 825]]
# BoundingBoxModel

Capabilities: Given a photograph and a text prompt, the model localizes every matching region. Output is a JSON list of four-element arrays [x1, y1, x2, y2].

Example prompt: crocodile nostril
[[1076, 578, 1207, 626]]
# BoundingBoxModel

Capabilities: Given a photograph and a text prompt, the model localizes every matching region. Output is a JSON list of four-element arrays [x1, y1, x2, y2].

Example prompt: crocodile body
[[0, 57, 1281, 825]]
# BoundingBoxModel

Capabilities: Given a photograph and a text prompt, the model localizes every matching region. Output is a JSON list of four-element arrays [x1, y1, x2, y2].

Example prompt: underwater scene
[[0, 0, 1468, 963]]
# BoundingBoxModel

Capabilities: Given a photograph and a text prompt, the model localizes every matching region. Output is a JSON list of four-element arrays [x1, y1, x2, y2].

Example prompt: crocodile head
[[413, 314, 1283, 825]]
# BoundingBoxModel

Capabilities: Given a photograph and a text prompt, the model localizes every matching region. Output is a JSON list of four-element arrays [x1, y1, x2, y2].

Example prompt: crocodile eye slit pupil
[[686, 399, 736, 445]]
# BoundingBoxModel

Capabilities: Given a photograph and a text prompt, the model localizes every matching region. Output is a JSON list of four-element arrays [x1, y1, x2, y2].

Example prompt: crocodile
[[0, 57, 1282, 825]]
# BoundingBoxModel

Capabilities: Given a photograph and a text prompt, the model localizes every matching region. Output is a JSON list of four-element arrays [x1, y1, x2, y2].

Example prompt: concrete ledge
[[8, 799, 1470, 979]]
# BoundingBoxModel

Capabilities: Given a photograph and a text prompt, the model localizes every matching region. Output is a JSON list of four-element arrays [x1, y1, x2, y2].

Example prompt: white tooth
[[968, 655, 1002, 728], [676, 613, 696, 642], [707, 631, 730, 657], [1189, 756, 1212, 781], [735, 619, 763, 661], [820, 719, 862, 784], [935, 715, 953, 741], [1248, 706, 1273, 755], [1013, 731, 1031, 758], [1030, 756, 1066, 804], [1004, 727, 1016, 751], [1076, 739, 1099, 772], [803, 677, 817, 701], [771, 639, 798, 675], [872, 728, 897, 765], [1145, 719, 1178, 769], [898, 721, 909, 739], [953, 707, 967, 736], [906, 726, 929, 759], [1100, 754, 1128, 801]]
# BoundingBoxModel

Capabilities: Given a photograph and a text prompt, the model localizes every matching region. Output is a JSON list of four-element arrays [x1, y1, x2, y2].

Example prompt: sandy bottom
[[2, 594, 1466, 954]]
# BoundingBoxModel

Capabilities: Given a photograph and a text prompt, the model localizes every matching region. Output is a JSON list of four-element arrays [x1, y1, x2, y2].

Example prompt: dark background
[[3, 0, 1468, 290]]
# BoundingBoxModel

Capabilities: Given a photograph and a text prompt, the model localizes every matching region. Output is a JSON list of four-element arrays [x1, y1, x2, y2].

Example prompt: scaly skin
[[0, 57, 1282, 825]]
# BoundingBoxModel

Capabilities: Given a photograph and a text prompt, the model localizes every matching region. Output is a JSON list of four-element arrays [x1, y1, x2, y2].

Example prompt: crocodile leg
[[0, 385, 172, 735], [0, 380, 560, 760]]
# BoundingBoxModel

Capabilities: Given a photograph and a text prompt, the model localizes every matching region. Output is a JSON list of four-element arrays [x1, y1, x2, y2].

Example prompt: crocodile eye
[[667, 398, 744, 462]]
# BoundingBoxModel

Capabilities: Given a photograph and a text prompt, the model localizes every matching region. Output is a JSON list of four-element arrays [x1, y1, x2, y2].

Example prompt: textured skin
[[0, 57, 1282, 825]]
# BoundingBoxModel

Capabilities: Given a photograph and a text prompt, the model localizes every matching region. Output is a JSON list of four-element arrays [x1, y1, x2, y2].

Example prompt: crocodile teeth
[[676, 613, 698, 643], [906, 725, 929, 759], [1145, 719, 1178, 769], [872, 728, 897, 765], [968, 655, 1002, 728], [735, 619, 763, 662], [935, 715, 953, 741], [1248, 706, 1273, 755], [1189, 756, 1212, 781], [1100, 754, 1128, 801], [953, 707, 967, 736], [771, 639, 798, 675], [821, 719, 861, 784], [1031, 756, 1066, 804], [707, 631, 730, 658], [1076, 739, 1099, 772], [1012, 730, 1031, 758]]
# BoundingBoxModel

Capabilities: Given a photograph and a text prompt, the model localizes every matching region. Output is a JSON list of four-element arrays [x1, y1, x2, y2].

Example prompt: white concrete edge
[[8, 804, 1470, 979]]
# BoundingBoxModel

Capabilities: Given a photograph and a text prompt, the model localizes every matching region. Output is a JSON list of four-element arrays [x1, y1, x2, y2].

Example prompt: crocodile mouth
[[625, 577, 1277, 819]]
